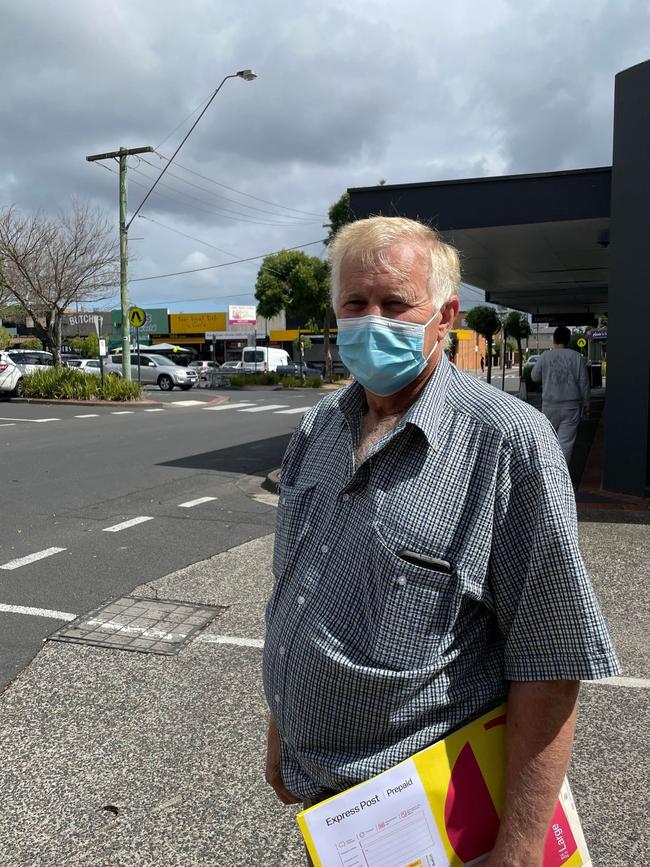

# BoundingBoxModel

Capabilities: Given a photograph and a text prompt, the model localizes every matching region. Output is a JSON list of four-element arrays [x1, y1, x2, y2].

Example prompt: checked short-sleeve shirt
[[262, 353, 620, 798]]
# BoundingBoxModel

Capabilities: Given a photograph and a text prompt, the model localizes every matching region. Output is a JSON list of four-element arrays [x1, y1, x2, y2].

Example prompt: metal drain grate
[[47, 596, 224, 655]]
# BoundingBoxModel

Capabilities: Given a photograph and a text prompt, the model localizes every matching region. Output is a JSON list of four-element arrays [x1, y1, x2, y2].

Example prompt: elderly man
[[263, 217, 619, 866]]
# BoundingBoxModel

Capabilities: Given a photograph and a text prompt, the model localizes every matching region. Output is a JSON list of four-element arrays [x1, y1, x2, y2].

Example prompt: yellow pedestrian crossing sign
[[577, 337, 587, 348], [128, 306, 146, 328]]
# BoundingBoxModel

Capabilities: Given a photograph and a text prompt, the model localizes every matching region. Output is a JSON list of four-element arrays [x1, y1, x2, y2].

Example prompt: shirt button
[[297, 595, 305, 606], [342, 494, 350, 502], [274, 693, 280, 703], [321, 544, 329, 554], [397, 575, 407, 586], [278, 646, 286, 656]]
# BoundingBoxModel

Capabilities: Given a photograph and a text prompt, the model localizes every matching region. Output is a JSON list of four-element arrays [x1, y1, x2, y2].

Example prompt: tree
[[0, 325, 11, 350], [69, 334, 99, 358], [326, 191, 351, 243], [255, 249, 331, 376], [0, 202, 118, 366], [505, 311, 532, 377], [465, 306, 502, 384], [20, 337, 43, 350], [323, 192, 352, 381]]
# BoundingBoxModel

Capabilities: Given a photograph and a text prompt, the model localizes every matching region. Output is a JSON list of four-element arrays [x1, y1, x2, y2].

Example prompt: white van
[[241, 346, 291, 372]]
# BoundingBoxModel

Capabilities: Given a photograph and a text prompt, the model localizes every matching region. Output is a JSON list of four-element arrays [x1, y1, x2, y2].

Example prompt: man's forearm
[[487, 680, 580, 867]]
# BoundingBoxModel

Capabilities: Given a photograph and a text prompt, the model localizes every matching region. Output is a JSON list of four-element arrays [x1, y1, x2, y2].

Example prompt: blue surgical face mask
[[336, 311, 441, 396]]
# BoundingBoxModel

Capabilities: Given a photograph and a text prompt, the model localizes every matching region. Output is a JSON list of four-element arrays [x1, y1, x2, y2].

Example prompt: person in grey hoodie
[[531, 326, 590, 464]]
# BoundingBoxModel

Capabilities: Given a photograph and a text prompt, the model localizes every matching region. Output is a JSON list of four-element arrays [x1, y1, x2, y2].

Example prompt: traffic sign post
[[128, 307, 146, 383]]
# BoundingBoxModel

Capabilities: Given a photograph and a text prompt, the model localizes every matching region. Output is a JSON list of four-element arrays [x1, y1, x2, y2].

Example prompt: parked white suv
[[0, 351, 22, 396], [5, 349, 54, 396], [103, 353, 198, 391]]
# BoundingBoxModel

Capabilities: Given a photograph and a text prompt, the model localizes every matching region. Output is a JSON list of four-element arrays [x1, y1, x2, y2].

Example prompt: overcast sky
[[1, 0, 648, 313]]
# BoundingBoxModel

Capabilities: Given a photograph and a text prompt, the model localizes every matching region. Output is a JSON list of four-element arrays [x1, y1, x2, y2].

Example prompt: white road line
[[103, 516, 154, 532], [178, 496, 218, 508], [239, 404, 289, 413], [196, 634, 264, 649], [203, 402, 255, 411], [0, 423, 16, 427], [144, 408, 165, 412], [586, 676, 650, 690], [169, 400, 206, 407], [111, 411, 134, 415], [75, 414, 100, 419], [274, 406, 313, 415], [0, 417, 60, 423], [0, 547, 67, 570], [0, 603, 76, 621]]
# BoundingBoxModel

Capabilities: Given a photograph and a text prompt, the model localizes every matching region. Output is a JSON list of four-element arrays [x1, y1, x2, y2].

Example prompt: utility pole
[[86, 146, 153, 380]]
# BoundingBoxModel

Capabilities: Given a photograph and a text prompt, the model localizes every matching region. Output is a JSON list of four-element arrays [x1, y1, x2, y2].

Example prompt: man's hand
[[265, 716, 302, 804], [582, 405, 591, 420]]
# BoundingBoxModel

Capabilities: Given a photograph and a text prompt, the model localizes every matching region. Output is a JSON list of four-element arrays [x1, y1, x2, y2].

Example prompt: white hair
[[329, 216, 461, 310]]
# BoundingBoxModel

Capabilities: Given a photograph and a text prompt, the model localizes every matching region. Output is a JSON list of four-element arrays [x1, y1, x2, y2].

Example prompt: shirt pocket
[[273, 481, 317, 580], [367, 527, 459, 670]]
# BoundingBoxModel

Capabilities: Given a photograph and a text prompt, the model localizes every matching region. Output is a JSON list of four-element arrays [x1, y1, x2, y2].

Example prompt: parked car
[[0, 351, 22, 396], [67, 358, 102, 376], [275, 361, 322, 379], [221, 360, 243, 370], [61, 353, 82, 367], [188, 360, 221, 379], [523, 354, 542, 370], [241, 347, 291, 372], [7, 349, 54, 377], [103, 353, 198, 391]]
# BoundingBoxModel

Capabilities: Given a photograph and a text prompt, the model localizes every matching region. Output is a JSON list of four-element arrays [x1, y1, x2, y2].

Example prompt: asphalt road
[[0, 388, 322, 689]]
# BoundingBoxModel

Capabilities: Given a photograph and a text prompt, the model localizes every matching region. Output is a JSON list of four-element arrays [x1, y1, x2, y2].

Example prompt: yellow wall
[[269, 329, 300, 342], [169, 312, 226, 333]]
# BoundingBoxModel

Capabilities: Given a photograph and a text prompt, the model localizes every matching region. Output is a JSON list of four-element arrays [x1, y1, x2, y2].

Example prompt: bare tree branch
[[0, 202, 118, 364]]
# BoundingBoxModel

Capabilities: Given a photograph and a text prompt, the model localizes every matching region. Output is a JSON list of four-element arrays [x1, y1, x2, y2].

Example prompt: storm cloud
[[0, 0, 647, 309]]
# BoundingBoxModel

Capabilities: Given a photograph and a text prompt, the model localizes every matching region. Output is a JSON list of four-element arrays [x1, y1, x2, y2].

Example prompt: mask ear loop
[[423, 305, 447, 362]]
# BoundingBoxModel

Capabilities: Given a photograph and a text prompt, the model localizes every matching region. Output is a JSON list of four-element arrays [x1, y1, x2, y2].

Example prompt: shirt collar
[[337, 352, 452, 450], [400, 351, 452, 449]]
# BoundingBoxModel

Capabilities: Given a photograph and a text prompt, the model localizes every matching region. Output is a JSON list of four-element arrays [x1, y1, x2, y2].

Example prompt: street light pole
[[86, 68, 257, 381]]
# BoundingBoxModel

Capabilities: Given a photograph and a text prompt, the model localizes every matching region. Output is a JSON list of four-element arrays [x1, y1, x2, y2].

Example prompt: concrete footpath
[[0, 517, 648, 865]]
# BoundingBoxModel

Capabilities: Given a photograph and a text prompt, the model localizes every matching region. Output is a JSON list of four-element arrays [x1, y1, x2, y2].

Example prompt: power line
[[138, 214, 316, 285], [129, 163, 322, 227], [138, 215, 240, 258], [130, 238, 327, 282], [155, 88, 215, 150], [94, 159, 318, 228], [155, 150, 326, 218], [103, 287, 258, 306], [139, 156, 318, 223]]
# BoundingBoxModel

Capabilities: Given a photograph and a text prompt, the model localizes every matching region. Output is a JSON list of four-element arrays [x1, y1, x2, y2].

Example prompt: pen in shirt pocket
[[397, 549, 453, 573]]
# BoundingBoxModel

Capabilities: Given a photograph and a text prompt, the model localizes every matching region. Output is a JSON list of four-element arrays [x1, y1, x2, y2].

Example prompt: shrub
[[228, 372, 281, 386], [281, 375, 323, 389], [22, 367, 143, 401]]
